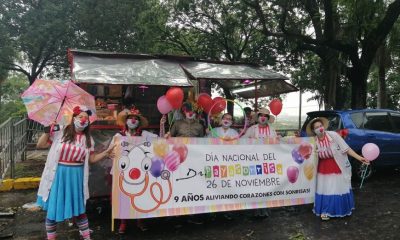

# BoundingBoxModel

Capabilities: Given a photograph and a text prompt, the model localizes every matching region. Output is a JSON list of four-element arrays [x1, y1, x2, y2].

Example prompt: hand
[[106, 145, 116, 158], [164, 132, 171, 138], [359, 156, 370, 165], [160, 115, 167, 124]]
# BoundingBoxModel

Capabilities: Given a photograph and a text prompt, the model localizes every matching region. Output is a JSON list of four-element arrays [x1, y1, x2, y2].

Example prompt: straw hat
[[117, 107, 149, 128], [306, 117, 329, 136], [257, 107, 275, 123]]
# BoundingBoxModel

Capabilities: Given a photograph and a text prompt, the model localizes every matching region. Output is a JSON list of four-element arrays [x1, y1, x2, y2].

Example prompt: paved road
[[1, 167, 399, 240]]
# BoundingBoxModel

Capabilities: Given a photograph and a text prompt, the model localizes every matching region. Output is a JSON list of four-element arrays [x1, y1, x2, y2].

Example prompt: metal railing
[[0, 117, 43, 180]]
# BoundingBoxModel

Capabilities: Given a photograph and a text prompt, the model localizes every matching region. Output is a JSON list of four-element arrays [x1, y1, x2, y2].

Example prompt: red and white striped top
[[316, 135, 334, 159], [58, 133, 94, 165], [258, 125, 271, 138]]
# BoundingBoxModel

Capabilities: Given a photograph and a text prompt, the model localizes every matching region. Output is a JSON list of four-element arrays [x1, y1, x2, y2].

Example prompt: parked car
[[300, 109, 400, 179]]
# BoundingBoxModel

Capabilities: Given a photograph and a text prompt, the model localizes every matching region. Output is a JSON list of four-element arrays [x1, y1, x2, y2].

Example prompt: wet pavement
[[1, 167, 399, 240]]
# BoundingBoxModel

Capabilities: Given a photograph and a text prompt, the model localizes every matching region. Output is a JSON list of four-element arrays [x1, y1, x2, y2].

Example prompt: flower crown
[[129, 107, 140, 115], [73, 106, 92, 116]]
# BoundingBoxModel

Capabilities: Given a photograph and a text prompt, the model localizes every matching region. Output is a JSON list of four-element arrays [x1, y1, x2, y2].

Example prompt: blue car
[[300, 109, 400, 179]]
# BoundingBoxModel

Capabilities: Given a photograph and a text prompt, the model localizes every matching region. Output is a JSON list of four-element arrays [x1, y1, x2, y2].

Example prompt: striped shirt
[[258, 125, 271, 138], [57, 133, 94, 165], [317, 135, 334, 159]]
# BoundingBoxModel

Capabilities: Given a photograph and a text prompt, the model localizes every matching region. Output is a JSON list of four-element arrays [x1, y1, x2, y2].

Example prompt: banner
[[111, 136, 317, 222]]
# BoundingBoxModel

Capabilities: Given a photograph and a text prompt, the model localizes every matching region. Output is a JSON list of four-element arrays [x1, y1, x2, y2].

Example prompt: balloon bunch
[[197, 93, 226, 115], [150, 139, 188, 177], [287, 142, 314, 183], [157, 87, 184, 114]]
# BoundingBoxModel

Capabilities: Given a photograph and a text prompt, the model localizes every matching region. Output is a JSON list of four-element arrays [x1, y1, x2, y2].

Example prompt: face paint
[[258, 116, 268, 124], [185, 111, 196, 120], [314, 126, 325, 136], [74, 117, 88, 131], [222, 120, 232, 128], [127, 118, 139, 129]]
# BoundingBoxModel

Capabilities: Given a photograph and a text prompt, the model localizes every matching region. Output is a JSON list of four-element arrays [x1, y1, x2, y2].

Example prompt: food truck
[[68, 49, 298, 196]]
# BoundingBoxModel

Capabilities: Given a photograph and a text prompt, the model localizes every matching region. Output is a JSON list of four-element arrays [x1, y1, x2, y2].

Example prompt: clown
[[208, 113, 239, 140], [36, 106, 113, 240], [243, 107, 277, 138], [165, 102, 204, 138], [109, 106, 154, 234]]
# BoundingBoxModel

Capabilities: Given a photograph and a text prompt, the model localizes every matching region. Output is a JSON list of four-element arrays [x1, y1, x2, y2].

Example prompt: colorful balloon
[[269, 99, 283, 116], [298, 142, 313, 159], [303, 162, 314, 180], [287, 166, 299, 183], [153, 139, 169, 157], [362, 143, 380, 161], [172, 143, 188, 163], [164, 150, 180, 172], [197, 93, 213, 113], [211, 97, 227, 114], [150, 157, 165, 178], [291, 148, 304, 164], [166, 87, 184, 109], [157, 95, 173, 114]]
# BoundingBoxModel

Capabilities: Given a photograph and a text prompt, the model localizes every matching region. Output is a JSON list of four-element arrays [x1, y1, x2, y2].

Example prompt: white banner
[[111, 137, 317, 220]]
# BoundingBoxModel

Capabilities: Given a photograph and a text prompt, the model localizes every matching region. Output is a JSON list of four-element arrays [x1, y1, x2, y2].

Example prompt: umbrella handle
[[55, 96, 67, 122]]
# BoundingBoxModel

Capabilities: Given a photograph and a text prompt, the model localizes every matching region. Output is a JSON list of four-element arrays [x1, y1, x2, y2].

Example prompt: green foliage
[[0, 74, 28, 123]]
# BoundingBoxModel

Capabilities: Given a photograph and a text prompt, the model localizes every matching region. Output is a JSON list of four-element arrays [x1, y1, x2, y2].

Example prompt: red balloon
[[166, 87, 184, 109], [172, 143, 188, 163], [269, 99, 283, 115], [211, 97, 226, 114], [197, 93, 213, 113]]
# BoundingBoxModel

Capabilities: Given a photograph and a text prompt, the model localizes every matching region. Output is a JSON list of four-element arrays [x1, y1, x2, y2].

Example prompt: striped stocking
[[45, 218, 57, 240], [75, 214, 90, 240]]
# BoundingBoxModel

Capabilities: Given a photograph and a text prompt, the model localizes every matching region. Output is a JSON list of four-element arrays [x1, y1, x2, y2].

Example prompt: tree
[[0, 74, 28, 123], [247, 0, 400, 109], [0, 0, 76, 85]]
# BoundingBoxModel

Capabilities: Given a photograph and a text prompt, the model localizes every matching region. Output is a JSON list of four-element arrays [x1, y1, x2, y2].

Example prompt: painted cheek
[[129, 168, 141, 180]]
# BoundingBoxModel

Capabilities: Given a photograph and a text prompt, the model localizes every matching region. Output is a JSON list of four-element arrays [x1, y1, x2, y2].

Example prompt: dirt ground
[[1, 166, 399, 240]]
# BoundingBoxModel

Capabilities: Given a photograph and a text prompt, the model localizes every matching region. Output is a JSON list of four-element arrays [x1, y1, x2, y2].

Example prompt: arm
[[346, 148, 369, 165], [89, 145, 115, 164], [37, 133, 51, 149]]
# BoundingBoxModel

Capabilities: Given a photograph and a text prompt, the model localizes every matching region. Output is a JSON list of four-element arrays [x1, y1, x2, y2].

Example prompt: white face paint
[[314, 126, 325, 136], [221, 120, 232, 128], [185, 112, 196, 120], [127, 118, 139, 129], [74, 117, 88, 131]]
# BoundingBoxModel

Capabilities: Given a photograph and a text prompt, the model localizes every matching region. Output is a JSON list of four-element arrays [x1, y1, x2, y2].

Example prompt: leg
[[119, 219, 127, 234], [75, 214, 90, 240], [45, 218, 57, 240]]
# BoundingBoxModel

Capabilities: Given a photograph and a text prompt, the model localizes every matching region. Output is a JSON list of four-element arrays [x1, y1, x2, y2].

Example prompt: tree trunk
[[349, 68, 368, 109], [223, 87, 234, 116], [322, 51, 339, 110], [377, 64, 387, 109]]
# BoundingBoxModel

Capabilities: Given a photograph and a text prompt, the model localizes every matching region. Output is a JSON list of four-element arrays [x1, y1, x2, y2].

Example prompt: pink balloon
[[362, 143, 380, 161], [164, 150, 180, 172], [269, 99, 283, 116], [287, 166, 299, 183], [157, 95, 173, 114]]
